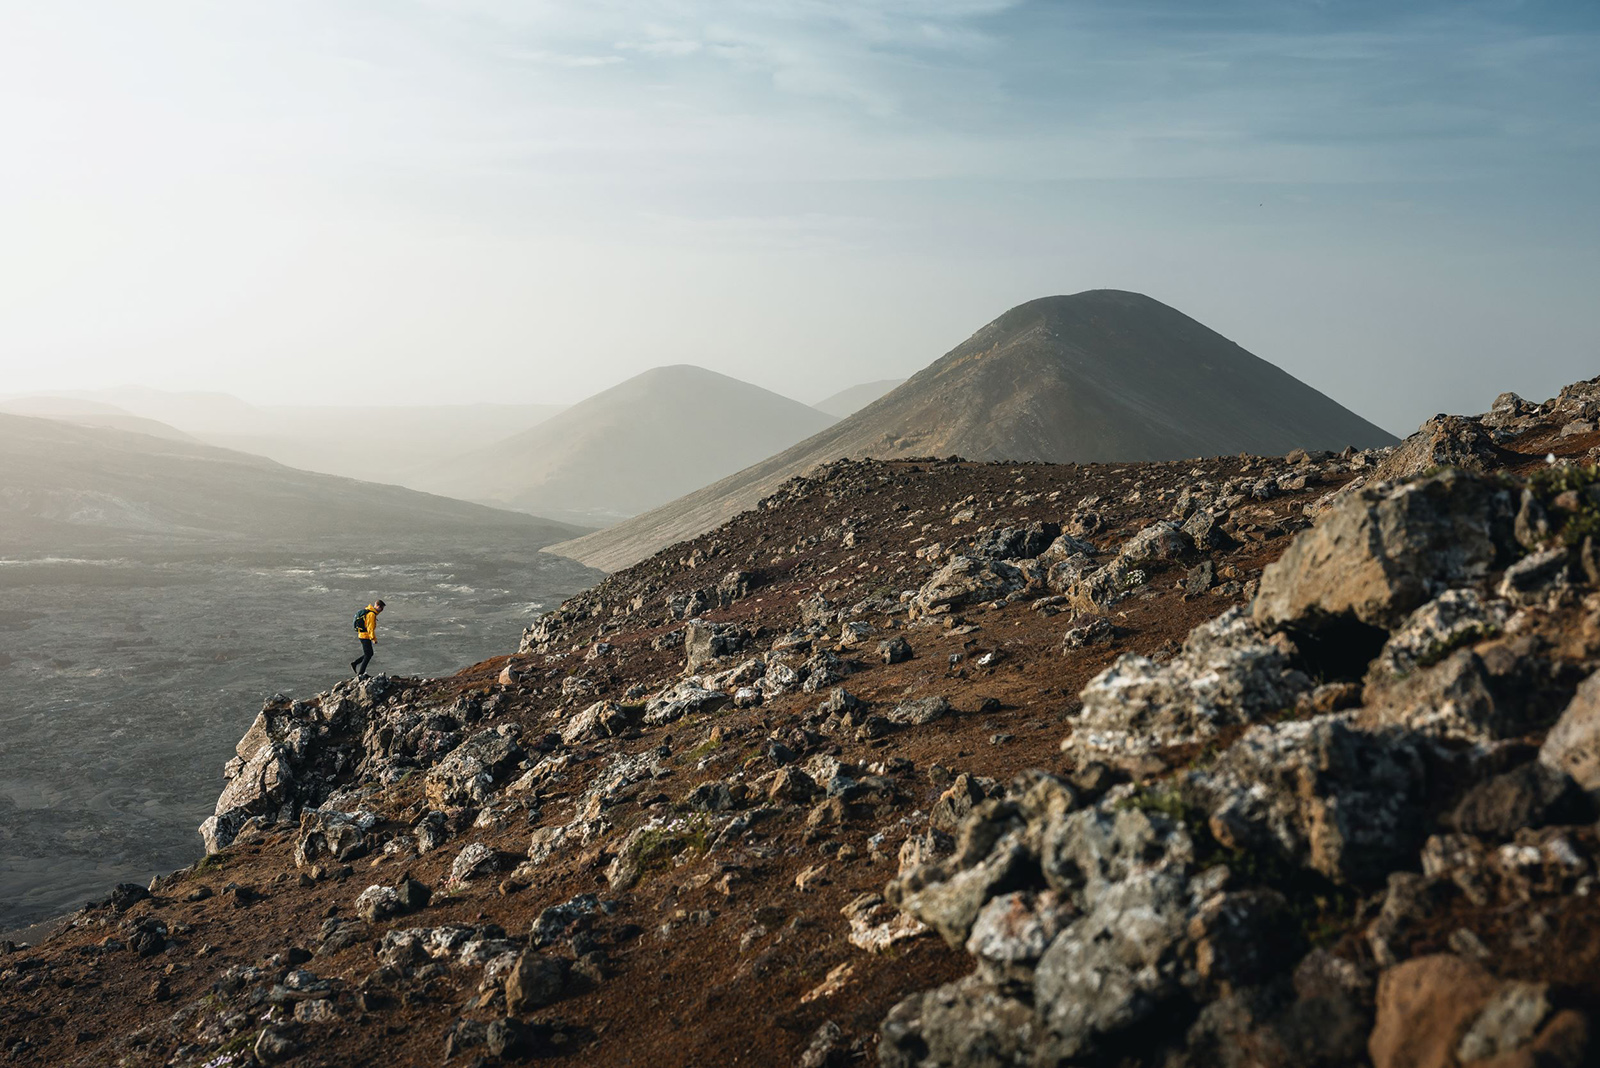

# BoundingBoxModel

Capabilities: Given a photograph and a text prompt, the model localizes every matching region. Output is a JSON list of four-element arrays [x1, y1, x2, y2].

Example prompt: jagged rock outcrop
[[876, 397, 1600, 1067], [1255, 469, 1514, 634]]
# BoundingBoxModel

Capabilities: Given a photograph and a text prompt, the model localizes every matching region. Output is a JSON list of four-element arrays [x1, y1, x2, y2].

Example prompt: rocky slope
[[548, 290, 1397, 571], [4, 381, 1600, 1068], [414, 365, 838, 527]]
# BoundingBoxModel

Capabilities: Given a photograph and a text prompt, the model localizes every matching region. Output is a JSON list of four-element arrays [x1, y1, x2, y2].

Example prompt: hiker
[[351, 599, 385, 678]]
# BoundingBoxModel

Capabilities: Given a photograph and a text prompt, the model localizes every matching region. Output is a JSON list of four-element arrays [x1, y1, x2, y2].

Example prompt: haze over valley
[[0, 414, 601, 930], [3, 2, 1599, 1064]]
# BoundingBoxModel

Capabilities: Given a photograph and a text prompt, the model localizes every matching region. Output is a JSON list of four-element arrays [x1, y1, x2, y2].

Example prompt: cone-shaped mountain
[[550, 291, 1397, 570]]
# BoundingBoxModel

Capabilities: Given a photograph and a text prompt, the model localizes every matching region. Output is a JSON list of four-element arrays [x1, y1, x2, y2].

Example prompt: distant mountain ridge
[[414, 364, 837, 526], [548, 290, 1398, 570], [813, 379, 906, 418], [10, 388, 566, 490], [0, 397, 195, 442], [0, 413, 586, 551]]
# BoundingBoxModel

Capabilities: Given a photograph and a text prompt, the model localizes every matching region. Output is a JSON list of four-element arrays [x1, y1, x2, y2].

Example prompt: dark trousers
[[352, 639, 374, 675]]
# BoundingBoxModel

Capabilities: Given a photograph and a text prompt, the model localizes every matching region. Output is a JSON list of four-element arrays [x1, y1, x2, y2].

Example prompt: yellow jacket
[[357, 606, 379, 641]]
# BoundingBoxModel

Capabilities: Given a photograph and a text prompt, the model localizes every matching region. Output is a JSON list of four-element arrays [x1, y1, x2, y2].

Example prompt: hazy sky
[[2, 1, 1596, 433]]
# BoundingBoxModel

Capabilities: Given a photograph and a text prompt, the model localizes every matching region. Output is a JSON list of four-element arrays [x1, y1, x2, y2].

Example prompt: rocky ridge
[[4, 380, 1600, 1067]]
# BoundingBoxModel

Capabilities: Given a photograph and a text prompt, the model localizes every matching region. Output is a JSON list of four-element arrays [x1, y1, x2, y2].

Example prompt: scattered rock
[[879, 636, 914, 664], [354, 885, 401, 924], [505, 952, 569, 1013], [887, 696, 953, 727], [449, 842, 501, 885]]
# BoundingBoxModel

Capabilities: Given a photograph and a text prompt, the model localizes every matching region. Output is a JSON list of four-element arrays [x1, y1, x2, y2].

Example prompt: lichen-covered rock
[[801, 651, 854, 694], [1370, 414, 1501, 483], [1064, 556, 1145, 613], [1044, 552, 1097, 596], [1367, 588, 1509, 681], [879, 974, 1037, 1068], [1117, 520, 1199, 566], [972, 522, 1060, 561], [354, 885, 401, 924], [683, 621, 747, 674], [1182, 716, 1427, 886], [642, 679, 731, 726], [964, 890, 1068, 973], [1541, 670, 1600, 793], [424, 728, 524, 808], [842, 893, 930, 954], [1032, 867, 1196, 1059], [1064, 608, 1310, 770], [201, 741, 296, 853], [912, 555, 1026, 616], [1499, 546, 1572, 602], [559, 700, 631, 745], [887, 828, 1032, 948], [529, 893, 598, 948], [1255, 470, 1513, 633], [449, 842, 500, 885], [1031, 803, 1198, 1060], [879, 636, 914, 664], [886, 695, 953, 726], [293, 808, 374, 869], [1040, 532, 1098, 561]]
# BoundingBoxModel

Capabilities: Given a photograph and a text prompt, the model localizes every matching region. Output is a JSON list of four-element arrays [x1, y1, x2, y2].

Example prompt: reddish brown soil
[[4, 423, 1597, 1068]]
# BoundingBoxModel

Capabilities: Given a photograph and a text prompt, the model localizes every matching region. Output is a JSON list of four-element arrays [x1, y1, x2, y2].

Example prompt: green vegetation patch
[[627, 818, 711, 877], [1525, 463, 1600, 546]]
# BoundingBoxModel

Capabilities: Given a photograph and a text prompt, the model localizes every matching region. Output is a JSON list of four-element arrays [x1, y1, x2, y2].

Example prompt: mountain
[[57, 387, 268, 437], [0, 396, 195, 442], [548, 290, 1399, 570], [813, 378, 906, 418], [48, 387, 565, 489], [0, 413, 587, 551], [413, 365, 838, 526]]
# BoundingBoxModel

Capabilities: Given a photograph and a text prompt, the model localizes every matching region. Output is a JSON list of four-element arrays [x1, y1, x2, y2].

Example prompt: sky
[[1, 0, 1596, 433]]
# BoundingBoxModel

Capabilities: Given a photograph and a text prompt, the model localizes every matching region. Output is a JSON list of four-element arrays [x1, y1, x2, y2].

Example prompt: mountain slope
[[413, 365, 837, 525], [813, 378, 906, 418], [0, 413, 587, 551], [48, 387, 565, 489], [0, 396, 195, 442], [549, 290, 1398, 570]]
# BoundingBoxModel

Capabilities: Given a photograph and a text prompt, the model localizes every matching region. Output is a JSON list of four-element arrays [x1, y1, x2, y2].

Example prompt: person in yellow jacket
[[351, 599, 385, 678]]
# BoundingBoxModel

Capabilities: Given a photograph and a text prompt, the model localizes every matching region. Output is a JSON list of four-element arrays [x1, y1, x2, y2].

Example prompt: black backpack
[[352, 607, 369, 632]]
